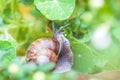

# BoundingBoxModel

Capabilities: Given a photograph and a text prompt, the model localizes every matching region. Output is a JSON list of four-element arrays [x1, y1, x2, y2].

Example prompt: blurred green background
[[0, 0, 120, 80]]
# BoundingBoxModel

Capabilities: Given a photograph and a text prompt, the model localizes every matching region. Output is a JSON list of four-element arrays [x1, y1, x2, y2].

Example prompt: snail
[[26, 22, 73, 73]]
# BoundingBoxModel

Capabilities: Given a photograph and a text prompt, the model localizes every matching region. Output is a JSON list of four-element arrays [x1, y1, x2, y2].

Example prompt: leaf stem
[[11, 0, 18, 20]]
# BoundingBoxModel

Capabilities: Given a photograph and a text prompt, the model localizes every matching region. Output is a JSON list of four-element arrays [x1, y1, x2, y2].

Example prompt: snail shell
[[26, 38, 60, 65]]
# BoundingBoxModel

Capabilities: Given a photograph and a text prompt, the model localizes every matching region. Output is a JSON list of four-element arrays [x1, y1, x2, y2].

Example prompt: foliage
[[0, 33, 16, 68], [34, 0, 75, 20], [0, 0, 120, 80]]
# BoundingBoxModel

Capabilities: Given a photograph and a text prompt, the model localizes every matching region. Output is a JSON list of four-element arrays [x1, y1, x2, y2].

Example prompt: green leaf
[[19, 0, 34, 5], [37, 62, 55, 72], [112, 26, 120, 41], [70, 36, 120, 73], [95, 39, 120, 71], [70, 37, 96, 73], [16, 26, 29, 43], [34, 0, 75, 20], [0, 33, 16, 67], [70, 17, 80, 32], [21, 63, 37, 73], [79, 30, 91, 43]]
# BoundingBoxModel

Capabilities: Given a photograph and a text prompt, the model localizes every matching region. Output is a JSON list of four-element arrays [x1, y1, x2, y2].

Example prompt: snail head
[[52, 21, 70, 41]]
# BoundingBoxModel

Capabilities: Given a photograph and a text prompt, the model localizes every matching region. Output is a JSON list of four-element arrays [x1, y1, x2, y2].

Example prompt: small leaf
[[16, 26, 29, 43], [34, 0, 75, 20], [0, 33, 16, 67], [19, 0, 34, 5], [38, 62, 55, 72], [21, 63, 37, 73], [70, 17, 81, 32]]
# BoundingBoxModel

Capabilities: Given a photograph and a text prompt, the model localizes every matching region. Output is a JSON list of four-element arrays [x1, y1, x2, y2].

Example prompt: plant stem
[[11, 0, 18, 20]]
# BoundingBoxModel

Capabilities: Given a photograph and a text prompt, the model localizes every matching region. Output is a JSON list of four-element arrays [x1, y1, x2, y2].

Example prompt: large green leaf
[[34, 0, 75, 20], [70, 37, 97, 73], [70, 36, 120, 73], [95, 38, 120, 71], [0, 33, 16, 67]]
